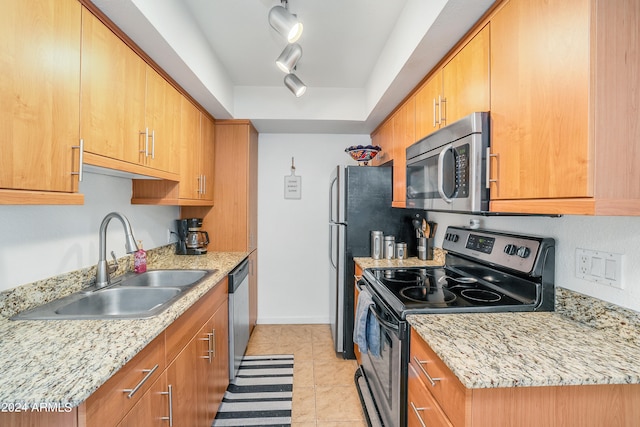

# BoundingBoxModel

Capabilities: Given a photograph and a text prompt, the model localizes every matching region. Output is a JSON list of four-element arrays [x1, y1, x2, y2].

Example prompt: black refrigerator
[[329, 165, 422, 359]]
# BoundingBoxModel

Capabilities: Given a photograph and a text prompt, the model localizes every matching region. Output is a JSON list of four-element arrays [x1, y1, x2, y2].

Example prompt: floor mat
[[212, 354, 294, 427]]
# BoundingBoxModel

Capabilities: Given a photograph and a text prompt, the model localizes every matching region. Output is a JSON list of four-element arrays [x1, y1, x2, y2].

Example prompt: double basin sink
[[12, 269, 216, 320]]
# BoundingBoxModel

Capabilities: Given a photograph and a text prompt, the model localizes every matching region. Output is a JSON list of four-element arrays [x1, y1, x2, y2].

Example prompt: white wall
[[0, 172, 179, 292], [257, 133, 366, 324]]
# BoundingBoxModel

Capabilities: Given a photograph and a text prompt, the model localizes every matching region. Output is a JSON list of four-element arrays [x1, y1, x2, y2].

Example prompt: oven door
[[358, 287, 408, 427]]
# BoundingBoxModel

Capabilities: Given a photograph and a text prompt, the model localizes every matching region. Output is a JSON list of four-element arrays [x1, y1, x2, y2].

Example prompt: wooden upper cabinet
[[370, 118, 394, 166], [415, 72, 443, 140], [489, 0, 640, 215], [392, 97, 416, 207], [80, 7, 180, 180], [178, 98, 204, 200], [80, 7, 146, 165], [204, 121, 258, 252], [0, 0, 83, 203], [414, 24, 490, 141], [200, 114, 216, 202], [144, 66, 181, 175], [441, 23, 490, 126]]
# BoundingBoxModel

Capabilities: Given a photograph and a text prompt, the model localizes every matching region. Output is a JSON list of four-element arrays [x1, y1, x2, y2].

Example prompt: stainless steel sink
[[117, 269, 210, 288], [54, 288, 182, 317], [11, 269, 216, 320]]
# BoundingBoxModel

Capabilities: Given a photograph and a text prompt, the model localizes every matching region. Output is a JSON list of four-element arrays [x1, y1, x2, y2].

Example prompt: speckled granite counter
[[0, 247, 248, 407], [407, 290, 640, 389], [354, 247, 446, 270]]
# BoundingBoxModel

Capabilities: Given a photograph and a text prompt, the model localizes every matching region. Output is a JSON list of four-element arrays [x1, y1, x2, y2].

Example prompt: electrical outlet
[[575, 248, 623, 289]]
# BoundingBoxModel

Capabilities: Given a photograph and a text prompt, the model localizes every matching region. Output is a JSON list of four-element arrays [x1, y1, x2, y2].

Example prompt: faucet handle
[[109, 251, 119, 274]]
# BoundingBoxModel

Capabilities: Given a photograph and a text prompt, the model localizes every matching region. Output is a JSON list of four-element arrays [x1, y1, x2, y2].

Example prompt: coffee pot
[[176, 218, 209, 255]]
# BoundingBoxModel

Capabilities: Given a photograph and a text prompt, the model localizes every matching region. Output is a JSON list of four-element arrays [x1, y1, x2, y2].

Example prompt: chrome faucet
[[95, 212, 139, 288]]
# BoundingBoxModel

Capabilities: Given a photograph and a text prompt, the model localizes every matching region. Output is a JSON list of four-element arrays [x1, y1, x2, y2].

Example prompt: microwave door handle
[[437, 143, 454, 203]]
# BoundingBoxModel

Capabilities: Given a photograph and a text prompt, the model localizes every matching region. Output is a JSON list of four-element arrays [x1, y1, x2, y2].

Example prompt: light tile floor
[[245, 324, 367, 427]]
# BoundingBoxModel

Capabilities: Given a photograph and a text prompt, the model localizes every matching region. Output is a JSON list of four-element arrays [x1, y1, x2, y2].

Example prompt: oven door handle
[[437, 143, 454, 203], [368, 305, 399, 333]]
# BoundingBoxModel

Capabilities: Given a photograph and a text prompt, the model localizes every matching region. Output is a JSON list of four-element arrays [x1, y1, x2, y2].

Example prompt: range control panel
[[443, 226, 549, 275]]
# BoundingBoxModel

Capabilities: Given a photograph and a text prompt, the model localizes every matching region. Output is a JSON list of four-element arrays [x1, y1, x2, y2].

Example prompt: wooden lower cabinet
[[0, 278, 231, 427], [118, 372, 169, 427], [410, 327, 640, 427]]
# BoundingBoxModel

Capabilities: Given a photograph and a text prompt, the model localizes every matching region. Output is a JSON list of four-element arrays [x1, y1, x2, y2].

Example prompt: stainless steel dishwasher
[[228, 258, 250, 380]]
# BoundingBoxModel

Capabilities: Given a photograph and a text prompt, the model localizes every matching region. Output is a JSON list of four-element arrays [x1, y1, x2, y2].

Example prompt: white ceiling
[[91, 0, 495, 134]]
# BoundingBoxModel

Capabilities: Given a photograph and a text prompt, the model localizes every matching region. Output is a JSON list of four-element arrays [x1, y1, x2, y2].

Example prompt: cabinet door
[[248, 125, 259, 250], [208, 301, 229, 422], [119, 372, 170, 427], [442, 23, 490, 126], [199, 114, 215, 202], [370, 118, 394, 166], [490, 0, 590, 200], [80, 7, 145, 165], [179, 98, 202, 200], [392, 97, 415, 207], [0, 0, 81, 192], [415, 72, 443, 140], [166, 332, 202, 426], [144, 67, 181, 174]]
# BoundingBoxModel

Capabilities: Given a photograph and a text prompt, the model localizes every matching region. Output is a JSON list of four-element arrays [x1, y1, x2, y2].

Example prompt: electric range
[[355, 226, 555, 427]]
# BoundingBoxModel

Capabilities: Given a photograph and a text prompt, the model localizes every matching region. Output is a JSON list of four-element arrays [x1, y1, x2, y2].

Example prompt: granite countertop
[[354, 247, 446, 270], [0, 249, 248, 407], [407, 310, 640, 389]]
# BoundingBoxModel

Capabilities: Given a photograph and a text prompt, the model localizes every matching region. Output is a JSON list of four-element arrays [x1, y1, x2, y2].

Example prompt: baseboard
[[257, 316, 330, 324]]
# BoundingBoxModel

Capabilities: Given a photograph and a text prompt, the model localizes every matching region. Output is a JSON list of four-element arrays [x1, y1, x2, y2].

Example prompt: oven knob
[[516, 246, 531, 258], [504, 244, 517, 255], [450, 234, 459, 242]]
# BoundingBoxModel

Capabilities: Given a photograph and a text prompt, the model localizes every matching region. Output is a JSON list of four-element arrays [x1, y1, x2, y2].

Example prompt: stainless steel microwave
[[406, 112, 490, 212]]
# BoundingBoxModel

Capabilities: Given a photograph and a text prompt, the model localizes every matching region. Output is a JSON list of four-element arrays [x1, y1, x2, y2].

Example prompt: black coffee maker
[[176, 218, 209, 255]]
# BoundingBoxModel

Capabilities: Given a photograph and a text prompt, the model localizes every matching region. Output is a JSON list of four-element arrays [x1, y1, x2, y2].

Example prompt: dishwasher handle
[[229, 258, 250, 293]]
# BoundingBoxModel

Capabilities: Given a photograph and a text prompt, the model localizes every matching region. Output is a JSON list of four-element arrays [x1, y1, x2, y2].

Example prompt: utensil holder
[[418, 237, 433, 260]]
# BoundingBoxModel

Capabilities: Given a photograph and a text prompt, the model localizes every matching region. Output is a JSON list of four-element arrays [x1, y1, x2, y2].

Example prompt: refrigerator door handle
[[329, 223, 338, 268], [329, 174, 338, 223]]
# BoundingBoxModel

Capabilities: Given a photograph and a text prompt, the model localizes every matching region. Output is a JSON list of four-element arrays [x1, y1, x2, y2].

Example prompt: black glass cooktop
[[366, 266, 533, 314]]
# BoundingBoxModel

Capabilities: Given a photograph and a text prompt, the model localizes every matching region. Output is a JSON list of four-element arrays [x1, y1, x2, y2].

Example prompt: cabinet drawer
[[410, 328, 467, 426], [165, 277, 228, 363], [85, 333, 165, 427], [408, 363, 453, 427]]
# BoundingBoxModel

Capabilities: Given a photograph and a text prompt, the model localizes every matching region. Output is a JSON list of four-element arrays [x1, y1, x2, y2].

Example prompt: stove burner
[[439, 275, 478, 288], [383, 270, 426, 286], [399, 286, 457, 305], [460, 288, 502, 303]]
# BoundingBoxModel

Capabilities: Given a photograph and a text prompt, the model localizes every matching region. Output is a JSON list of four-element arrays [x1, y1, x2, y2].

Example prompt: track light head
[[284, 73, 306, 97], [269, 5, 303, 43], [276, 43, 303, 73]]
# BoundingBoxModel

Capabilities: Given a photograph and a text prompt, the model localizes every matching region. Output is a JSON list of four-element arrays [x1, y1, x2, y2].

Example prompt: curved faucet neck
[[96, 212, 139, 288]]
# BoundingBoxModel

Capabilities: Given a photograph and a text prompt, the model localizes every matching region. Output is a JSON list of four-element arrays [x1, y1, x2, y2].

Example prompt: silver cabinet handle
[[439, 95, 446, 125], [410, 401, 427, 427], [487, 147, 499, 192], [161, 384, 173, 426], [139, 128, 149, 157], [123, 364, 159, 399], [210, 329, 216, 359], [151, 129, 155, 159], [202, 174, 206, 196], [72, 139, 84, 182], [433, 97, 437, 128], [413, 356, 441, 387]]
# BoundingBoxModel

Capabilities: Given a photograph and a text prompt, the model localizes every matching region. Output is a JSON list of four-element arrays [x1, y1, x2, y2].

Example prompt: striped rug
[[212, 354, 294, 427]]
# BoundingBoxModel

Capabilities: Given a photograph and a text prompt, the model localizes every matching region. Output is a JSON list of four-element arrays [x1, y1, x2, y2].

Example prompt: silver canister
[[384, 235, 395, 259], [370, 231, 384, 259], [395, 242, 407, 260], [417, 237, 434, 260]]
